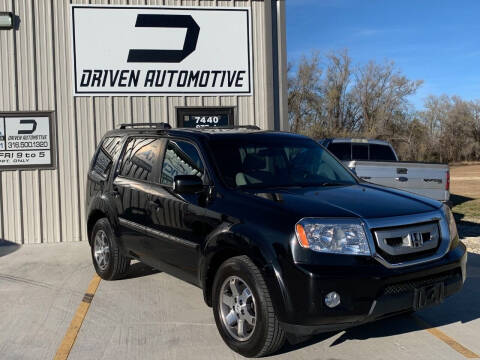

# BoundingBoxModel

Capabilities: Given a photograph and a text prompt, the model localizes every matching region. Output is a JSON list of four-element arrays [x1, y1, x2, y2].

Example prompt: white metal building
[[0, 0, 287, 245]]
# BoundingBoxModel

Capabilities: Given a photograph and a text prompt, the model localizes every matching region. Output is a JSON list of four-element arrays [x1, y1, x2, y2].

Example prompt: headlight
[[295, 218, 371, 255], [443, 204, 458, 244]]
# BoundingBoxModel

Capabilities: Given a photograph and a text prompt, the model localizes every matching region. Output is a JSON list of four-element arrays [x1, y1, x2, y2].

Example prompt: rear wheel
[[91, 218, 130, 280], [212, 256, 286, 357]]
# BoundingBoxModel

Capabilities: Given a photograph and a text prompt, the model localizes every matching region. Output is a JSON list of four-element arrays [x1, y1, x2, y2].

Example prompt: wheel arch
[[200, 227, 291, 322], [86, 195, 118, 245], [87, 209, 106, 245]]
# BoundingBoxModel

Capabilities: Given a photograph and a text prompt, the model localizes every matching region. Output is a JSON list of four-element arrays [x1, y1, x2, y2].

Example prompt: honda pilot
[[86, 123, 466, 357]]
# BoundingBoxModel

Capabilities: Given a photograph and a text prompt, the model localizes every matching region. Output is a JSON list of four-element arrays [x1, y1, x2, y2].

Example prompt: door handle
[[395, 177, 408, 182], [148, 199, 163, 210]]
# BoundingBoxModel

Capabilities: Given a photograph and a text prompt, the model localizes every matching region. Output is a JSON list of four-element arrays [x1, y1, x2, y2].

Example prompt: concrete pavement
[[0, 241, 479, 360], [0, 242, 93, 359]]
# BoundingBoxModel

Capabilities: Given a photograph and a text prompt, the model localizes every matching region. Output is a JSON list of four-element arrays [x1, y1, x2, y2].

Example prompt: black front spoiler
[[280, 270, 463, 338]]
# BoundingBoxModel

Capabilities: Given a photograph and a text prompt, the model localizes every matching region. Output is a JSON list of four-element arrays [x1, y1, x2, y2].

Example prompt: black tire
[[90, 218, 130, 280], [212, 256, 286, 358]]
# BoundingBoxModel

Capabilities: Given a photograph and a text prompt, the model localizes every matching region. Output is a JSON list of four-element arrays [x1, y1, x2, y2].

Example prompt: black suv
[[86, 124, 466, 357]]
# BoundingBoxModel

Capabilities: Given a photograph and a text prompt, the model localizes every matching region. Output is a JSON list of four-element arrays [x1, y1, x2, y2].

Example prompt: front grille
[[384, 232, 432, 247], [372, 221, 441, 264], [383, 270, 460, 295], [376, 247, 439, 263]]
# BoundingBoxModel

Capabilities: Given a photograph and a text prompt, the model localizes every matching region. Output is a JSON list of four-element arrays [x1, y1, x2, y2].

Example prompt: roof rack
[[119, 122, 172, 130], [194, 125, 261, 130], [233, 125, 261, 130]]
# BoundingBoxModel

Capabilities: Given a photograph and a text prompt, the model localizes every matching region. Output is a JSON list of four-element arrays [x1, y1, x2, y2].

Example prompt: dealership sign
[[71, 5, 252, 96], [0, 113, 55, 170]]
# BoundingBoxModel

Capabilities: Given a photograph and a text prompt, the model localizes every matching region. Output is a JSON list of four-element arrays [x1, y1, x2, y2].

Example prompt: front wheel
[[212, 256, 286, 357], [91, 218, 130, 280]]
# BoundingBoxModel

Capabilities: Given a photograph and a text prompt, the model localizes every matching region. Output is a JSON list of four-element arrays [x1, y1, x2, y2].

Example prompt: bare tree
[[322, 50, 354, 131], [352, 60, 423, 136], [288, 53, 323, 133], [287, 50, 480, 163]]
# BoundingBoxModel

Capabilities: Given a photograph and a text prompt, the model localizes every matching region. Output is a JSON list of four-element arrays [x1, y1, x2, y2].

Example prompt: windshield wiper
[[239, 184, 302, 190], [319, 182, 350, 187], [238, 182, 352, 190], [295, 182, 351, 188]]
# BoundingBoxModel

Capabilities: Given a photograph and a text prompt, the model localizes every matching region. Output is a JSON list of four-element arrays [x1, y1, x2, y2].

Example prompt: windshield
[[209, 136, 357, 189]]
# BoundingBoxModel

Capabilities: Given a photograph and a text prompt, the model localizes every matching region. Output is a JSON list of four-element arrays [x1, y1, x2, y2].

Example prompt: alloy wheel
[[94, 230, 110, 271], [219, 276, 257, 342]]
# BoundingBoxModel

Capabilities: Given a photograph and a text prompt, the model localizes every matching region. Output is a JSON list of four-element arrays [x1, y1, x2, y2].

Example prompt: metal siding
[[35, 0, 61, 245], [0, 0, 14, 242], [252, 0, 270, 129], [53, 0, 79, 243], [276, 0, 288, 131], [0, 0, 285, 244], [18, 0, 41, 244]]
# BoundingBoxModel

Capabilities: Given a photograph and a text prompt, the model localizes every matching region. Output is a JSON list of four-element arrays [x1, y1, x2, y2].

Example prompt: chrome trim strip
[[364, 210, 442, 229], [118, 217, 199, 250], [368, 300, 377, 316], [363, 210, 451, 269], [145, 226, 199, 250], [119, 217, 142, 231], [374, 222, 439, 256]]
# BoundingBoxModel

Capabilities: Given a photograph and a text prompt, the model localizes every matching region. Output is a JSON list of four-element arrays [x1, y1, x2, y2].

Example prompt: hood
[[243, 183, 441, 220]]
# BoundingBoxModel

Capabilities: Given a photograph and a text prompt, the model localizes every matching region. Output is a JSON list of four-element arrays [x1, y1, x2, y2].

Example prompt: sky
[[286, 0, 480, 108]]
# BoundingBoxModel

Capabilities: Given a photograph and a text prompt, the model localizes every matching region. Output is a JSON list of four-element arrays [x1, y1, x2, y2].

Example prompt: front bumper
[[278, 242, 467, 336]]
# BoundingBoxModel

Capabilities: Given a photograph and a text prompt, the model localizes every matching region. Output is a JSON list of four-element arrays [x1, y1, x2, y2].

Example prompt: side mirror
[[173, 175, 204, 194]]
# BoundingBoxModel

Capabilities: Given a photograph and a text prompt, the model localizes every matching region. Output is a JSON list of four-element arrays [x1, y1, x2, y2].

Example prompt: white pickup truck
[[320, 138, 450, 204]]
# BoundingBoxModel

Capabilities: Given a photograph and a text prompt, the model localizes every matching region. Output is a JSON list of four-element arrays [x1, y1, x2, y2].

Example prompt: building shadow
[[457, 218, 480, 238], [449, 194, 480, 238], [276, 252, 480, 355], [0, 239, 20, 258], [450, 194, 473, 208]]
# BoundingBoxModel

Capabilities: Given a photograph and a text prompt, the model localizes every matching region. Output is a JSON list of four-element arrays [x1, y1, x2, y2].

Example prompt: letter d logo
[[127, 14, 200, 63]]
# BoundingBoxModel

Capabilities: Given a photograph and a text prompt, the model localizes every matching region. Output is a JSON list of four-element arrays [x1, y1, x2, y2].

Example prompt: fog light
[[325, 291, 341, 308]]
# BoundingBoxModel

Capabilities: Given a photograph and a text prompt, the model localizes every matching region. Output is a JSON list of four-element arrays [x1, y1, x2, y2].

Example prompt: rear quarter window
[[92, 136, 123, 178]]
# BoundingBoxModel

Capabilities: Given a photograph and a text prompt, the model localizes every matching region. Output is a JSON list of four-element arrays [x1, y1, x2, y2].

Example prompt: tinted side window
[[119, 138, 163, 182], [92, 136, 123, 177], [369, 144, 396, 161], [327, 142, 351, 161], [352, 144, 369, 160], [160, 140, 204, 186]]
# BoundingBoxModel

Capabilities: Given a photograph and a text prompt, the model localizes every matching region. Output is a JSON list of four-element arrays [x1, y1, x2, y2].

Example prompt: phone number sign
[[0, 113, 56, 170]]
